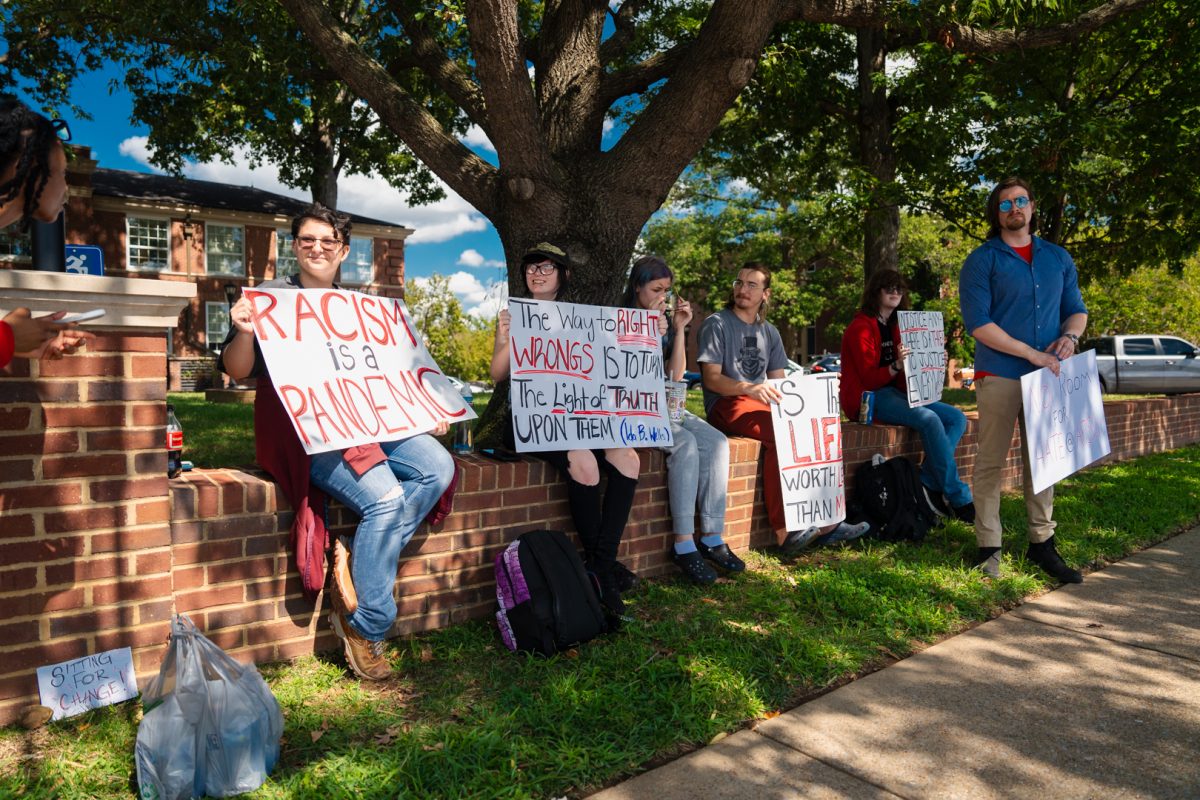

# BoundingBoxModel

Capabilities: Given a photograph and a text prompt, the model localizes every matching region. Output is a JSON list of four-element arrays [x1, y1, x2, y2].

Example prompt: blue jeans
[[309, 435, 454, 641], [871, 387, 972, 507], [662, 412, 730, 535]]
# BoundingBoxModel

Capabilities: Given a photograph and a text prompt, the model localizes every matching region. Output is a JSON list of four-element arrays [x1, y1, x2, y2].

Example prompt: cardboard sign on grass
[[1020, 349, 1112, 495], [507, 298, 673, 452], [897, 310, 947, 407], [37, 647, 139, 721], [245, 287, 474, 454], [769, 372, 846, 531]]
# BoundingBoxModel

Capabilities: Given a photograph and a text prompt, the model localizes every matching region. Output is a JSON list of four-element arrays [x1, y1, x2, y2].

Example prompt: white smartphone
[[56, 309, 106, 323]]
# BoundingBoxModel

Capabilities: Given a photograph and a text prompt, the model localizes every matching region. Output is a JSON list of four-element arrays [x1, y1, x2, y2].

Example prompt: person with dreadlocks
[[0, 95, 92, 366]]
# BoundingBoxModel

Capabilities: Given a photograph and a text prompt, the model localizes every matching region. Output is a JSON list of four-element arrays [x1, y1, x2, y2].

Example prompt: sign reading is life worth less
[[508, 298, 673, 452], [769, 372, 846, 531], [897, 310, 947, 408], [1021, 349, 1111, 495], [246, 288, 475, 454]]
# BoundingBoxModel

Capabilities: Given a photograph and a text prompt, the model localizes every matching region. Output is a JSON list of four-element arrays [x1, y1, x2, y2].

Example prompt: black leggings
[[539, 449, 638, 573]]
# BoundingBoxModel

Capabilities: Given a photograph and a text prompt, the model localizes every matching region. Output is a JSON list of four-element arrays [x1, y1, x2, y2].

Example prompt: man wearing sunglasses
[[959, 177, 1088, 583]]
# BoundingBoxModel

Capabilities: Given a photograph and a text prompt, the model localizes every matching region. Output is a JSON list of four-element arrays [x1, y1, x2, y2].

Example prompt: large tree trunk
[[857, 27, 899, 280]]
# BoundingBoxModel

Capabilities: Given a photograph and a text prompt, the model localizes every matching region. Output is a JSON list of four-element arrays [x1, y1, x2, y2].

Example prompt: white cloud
[[457, 248, 505, 269], [460, 125, 495, 153], [115, 136, 490, 244], [412, 271, 508, 319]]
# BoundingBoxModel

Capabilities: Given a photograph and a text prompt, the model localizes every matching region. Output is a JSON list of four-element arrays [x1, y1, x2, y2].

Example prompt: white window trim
[[125, 215, 171, 273], [204, 301, 231, 351], [340, 237, 375, 285], [275, 229, 298, 277], [204, 222, 246, 277]]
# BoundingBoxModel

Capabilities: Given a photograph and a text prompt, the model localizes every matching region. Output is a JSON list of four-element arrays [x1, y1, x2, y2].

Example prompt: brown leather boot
[[332, 539, 358, 615], [328, 609, 392, 680]]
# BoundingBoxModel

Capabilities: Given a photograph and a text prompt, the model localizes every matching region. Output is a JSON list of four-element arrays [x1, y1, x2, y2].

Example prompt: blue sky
[[13, 65, 546, 317]]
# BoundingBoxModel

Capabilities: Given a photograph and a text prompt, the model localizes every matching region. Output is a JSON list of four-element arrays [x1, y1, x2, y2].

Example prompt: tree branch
[[276, 0, 498, 215], [601, 44, 689, 104], [599, 0, 652, 64], [780, 0, 1156, 53], [385, 1, 488, 125]]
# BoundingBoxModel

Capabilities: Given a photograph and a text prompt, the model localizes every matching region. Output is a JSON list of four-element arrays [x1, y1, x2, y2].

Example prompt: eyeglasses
[[998, 196, 1030, 213], [882, 285, 905, 295], [525, 261, 558, 275], [51, 119, 71, 142], [296, 235, 343, 251], [732, 279, 764, 291]]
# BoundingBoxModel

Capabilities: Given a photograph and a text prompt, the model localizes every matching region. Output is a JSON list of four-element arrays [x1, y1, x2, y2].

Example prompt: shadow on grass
[[3, 446, 1199, 799]]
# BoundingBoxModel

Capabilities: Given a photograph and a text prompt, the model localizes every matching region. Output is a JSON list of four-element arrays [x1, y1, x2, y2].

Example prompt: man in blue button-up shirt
[[959, 177, 1088, 583]]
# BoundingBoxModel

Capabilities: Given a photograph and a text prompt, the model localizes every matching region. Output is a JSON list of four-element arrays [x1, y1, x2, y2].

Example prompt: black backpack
[[853, 455, 935, 543], [494, 529, 609, 656]]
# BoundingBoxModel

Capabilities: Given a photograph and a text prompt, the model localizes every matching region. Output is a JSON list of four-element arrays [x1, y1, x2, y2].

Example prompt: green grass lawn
[[3, 445, 1199, 799]]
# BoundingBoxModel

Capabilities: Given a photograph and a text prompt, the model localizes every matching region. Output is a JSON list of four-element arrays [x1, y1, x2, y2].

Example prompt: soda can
[[858, 390, 875, 425]]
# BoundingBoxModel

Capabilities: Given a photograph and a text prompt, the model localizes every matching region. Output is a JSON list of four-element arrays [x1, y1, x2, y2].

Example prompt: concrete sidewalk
[[590, 527, 1200, 799]]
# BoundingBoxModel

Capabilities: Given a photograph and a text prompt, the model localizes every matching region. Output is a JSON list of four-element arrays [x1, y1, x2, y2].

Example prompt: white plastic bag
[[135, 614, 283, 799]]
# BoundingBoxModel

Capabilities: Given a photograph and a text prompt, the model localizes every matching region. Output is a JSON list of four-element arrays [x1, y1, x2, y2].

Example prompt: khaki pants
[[973, 375, 1056, 548]]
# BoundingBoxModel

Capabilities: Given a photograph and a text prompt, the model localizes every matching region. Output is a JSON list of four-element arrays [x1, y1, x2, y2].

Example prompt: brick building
[[0, 146, 413, 388]]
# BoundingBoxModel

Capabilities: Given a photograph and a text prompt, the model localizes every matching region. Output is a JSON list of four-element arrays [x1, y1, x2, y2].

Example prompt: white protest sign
[[1020, 350, 1112, 495], [508, 298, 673, 452], [769, 372, 846, 531], [246, 288, 475, 454], [37, 647, 139, 721], [897, 310, 947, 408]]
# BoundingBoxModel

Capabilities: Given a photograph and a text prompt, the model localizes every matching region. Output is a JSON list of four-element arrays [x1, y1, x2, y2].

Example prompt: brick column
[[0, 270, 193, 724]]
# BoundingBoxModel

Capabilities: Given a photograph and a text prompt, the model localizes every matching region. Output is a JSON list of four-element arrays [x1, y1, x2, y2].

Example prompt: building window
[[127, 217, 170, 272], [205, 302, 231, 351], [0, 229, 31, 261], [340, 237, 374, 284], [206, 223, 244, 276], [276, 230, 297, 277]]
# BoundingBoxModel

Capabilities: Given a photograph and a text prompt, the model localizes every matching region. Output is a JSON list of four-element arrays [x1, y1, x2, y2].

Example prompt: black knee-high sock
[[593, 469, 638, 572], [565, 476, 603, 566]]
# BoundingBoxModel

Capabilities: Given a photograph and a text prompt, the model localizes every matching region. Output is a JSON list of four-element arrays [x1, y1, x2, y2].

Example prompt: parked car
[[1083, 335, 1200, 394], [682, 359, 803, 391], [808, 354, 841, 374], [444, 375, 490, 396]]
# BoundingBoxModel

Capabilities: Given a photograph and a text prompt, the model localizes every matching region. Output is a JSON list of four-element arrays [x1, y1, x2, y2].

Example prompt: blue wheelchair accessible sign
[[65, 245, 104, 276]]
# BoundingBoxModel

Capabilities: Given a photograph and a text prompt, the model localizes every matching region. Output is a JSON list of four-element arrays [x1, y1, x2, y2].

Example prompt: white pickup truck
[[1083, 335, 1200, 394]]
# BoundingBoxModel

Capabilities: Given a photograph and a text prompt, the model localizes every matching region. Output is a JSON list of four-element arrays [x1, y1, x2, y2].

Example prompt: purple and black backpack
[[494, 529, 608, 656]]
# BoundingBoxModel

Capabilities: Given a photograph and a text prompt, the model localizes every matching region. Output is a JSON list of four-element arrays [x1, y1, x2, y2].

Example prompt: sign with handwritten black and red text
[[769, 372, 846, 531], [897, 310, 947, 408], [507, 298, 673, 452], [246, 288, 475, 454], [1021, 350, 1111, 494], [37, 647, 139, 721]]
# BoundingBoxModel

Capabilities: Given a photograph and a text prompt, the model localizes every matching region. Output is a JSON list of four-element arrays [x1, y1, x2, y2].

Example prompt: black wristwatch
[[1063, 333, 1079, 345]]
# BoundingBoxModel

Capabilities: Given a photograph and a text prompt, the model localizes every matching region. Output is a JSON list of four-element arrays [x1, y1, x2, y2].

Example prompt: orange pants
[[707, 394, 786, 543]]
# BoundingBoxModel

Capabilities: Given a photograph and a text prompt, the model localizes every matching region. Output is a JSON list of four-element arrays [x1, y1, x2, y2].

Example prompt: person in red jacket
[[840, 269, 974, 522]]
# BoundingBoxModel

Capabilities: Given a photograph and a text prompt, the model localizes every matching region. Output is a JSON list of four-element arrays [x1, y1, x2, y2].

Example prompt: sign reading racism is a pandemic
[[897, 310, 947, 408], [769, 372, 846, 531], [507, 298, 673, 452], [1020, 349, 1111, 494], [246, 288, 474, 454]]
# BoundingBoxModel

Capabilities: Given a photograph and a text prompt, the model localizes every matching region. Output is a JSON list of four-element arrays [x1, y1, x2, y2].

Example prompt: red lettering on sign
[[278, 385, 311, 447], [293, 293, 330, 342], [246, 290, 287, 341], [321, 292, 358, 341]]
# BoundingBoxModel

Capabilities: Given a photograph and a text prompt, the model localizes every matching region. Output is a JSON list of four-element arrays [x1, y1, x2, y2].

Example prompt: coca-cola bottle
[[166, 404, 184, 478]]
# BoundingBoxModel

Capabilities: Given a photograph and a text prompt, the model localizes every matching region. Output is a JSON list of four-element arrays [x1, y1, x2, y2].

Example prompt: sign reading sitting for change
[[897, 310, 947, 408], [507, 298, 673, 452], [769, 372, 846, 531], [245, 287, 475, 454], [1020, 350, 1112, 495], [37, 647, 139, 721]]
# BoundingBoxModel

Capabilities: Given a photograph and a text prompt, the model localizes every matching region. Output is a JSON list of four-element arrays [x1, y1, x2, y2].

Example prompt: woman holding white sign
[[490, 242, 641, 616], [221, 203, 455, 682], [839, 269, 974, 523], [622, 256, 741, 585]]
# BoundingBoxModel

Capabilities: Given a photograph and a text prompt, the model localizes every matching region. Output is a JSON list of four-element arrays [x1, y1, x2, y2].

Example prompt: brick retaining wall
[[1, 393, 1198, 724]]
